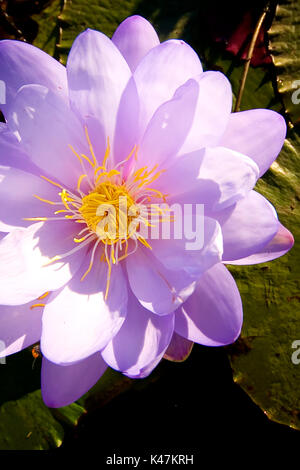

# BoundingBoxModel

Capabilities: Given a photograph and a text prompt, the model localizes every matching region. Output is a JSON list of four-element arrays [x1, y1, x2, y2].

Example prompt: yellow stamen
[[102, 137, 110, 169], [30, 303, 46, 310], [23, 217, 48, 221], [40, 175, 63, 189], [69, 144, 83, 165], [81, 153, 94, 168], [38, 292, 49, 300], [84, 125, 98, 167], [138, 237, 152, 250], [33, 195, 59, 205], [77, 173, 87, 192]]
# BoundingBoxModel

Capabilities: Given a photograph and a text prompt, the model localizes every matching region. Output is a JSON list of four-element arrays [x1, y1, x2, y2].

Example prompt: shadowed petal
[[175, 263, 242, 346], [163, 331, 194, 362], [102, 291, 174, 378], [112, 15, 160, 71], [41, 353, 107, 408], [219, 109, 286, 176]]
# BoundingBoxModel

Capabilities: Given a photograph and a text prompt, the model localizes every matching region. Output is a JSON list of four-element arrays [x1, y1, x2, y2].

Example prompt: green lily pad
[[268, 0, 300, 125], [0, 389, 64, 450], [31, 0, 62, 58], [55, 0, 142, 64], [227, 127, 300, 430], [50, 401, 86, 428]]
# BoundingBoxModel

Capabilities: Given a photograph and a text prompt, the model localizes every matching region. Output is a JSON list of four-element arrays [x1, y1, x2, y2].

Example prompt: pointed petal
[[216, 190, 280, 261], [219, 109, 287, 176], [112, 15, 160, 71], [175, 263, 242, 346], [227, 222, 294, 264], [41, 353, 107, 408]]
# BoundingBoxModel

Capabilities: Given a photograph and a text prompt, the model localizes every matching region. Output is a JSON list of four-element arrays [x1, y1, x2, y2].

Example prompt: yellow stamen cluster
[[25, 127, 169, 298], [79, 182, 137, 242]]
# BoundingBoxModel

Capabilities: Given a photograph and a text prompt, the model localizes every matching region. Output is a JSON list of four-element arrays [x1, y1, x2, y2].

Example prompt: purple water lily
[[0, 15, 293, 407]]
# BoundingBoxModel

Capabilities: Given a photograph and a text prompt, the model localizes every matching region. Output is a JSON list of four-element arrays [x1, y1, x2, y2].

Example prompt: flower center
[[79, 181, 139, 244]]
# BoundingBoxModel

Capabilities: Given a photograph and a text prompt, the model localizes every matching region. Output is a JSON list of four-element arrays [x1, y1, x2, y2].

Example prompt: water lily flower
[[0, 15, 294, 408]]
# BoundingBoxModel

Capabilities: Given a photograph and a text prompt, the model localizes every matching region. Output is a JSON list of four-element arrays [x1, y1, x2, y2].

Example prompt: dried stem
[[234, 3, 270, 112]]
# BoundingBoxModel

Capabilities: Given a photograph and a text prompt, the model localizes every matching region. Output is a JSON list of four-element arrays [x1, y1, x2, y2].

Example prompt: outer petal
[[137, 79, 199, 168], [0, 301, 42, 357], [134, 39, 202, 133], [216, 190, 280, 262], [41, 257, 128, 364], [227, 222, 294, 265], [101, 291, 174, 378], [0, 40, 67, 118], [219, 109, 287, 176], [41, 353, 107, 408], [0, 222, 85, 305], [67, 29, 131, 150], [126, 247, 197, 315], [7, 84, 89, 189], [175, 263, 243, 346], [179, 71, 233, 154], [112, 15, 160, 72]]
